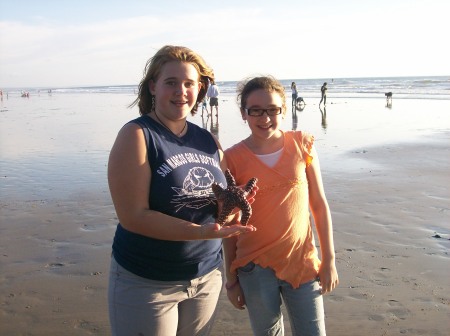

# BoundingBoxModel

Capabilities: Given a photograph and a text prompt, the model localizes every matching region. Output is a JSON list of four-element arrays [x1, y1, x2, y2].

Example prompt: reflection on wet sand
[[202, 113, 219, 138], [319, 105, 327, 131]]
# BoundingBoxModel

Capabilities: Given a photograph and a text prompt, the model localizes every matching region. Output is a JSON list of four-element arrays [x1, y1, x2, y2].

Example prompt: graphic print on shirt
[[172, 167, 220, 212], [155, 152, 224, 212]]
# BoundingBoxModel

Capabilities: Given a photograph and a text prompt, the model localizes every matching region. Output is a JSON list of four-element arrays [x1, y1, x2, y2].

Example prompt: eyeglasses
[[245, 107, 283, 117]]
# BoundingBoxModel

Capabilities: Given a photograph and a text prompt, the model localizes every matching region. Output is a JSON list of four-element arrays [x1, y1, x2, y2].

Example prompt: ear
[[240, 108, 247, 121], [148, 80, 156, 95]]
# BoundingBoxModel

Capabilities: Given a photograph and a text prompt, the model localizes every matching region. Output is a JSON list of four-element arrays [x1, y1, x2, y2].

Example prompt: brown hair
[[130, 45, 215, 116], [237, 76, 287, 111]]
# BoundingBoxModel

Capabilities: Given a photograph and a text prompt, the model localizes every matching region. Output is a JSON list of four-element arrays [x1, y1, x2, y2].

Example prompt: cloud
[[1, 2, 448, 88], [0, 16, 165, 87]]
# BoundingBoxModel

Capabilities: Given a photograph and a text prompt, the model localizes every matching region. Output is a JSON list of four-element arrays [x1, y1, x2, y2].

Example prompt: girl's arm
[[108, 123, 255, 241], [306, 146, 339, 294], [223, 231, 246, 310]]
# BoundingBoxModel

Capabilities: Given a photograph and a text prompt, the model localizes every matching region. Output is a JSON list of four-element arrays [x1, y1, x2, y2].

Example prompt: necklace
[[154, 111, 187, 136]]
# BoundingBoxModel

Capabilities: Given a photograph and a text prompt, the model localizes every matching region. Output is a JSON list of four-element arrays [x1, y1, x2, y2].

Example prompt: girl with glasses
[[223, 76, 339, 336]]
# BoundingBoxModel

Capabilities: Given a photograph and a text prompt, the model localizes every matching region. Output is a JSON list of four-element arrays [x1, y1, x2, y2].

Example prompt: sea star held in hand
[[212, 169, 257, 226]]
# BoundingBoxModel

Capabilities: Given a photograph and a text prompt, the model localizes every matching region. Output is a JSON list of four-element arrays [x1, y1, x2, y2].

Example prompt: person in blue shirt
[[107, 45, 257, 336]]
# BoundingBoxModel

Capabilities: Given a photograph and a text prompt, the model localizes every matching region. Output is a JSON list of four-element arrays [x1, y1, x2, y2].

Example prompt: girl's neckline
[[150, 112, 188, 137], [243, 130, 284, 155]]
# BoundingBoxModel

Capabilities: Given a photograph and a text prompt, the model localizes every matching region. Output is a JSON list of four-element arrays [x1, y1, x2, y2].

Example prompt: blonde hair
[[131, 45, 215, 116]]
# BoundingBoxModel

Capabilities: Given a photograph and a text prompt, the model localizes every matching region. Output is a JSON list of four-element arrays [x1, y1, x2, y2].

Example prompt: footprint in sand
[[387, 299, 411, 320], [45, 262, 65, 268]]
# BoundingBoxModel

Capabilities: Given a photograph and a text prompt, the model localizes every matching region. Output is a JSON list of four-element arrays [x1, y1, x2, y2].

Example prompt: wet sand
[[0, 93, 449, 335]]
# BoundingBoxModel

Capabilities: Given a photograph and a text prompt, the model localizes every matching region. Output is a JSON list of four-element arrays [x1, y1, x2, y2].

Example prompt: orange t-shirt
[[225, 130, 320, 288]]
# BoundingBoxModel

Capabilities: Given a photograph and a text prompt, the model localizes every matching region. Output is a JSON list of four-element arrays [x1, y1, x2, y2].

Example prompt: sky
[[0, 0, 448, 88]]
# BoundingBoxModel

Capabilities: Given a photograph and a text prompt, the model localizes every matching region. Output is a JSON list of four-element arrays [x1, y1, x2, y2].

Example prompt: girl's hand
[[226, 281, 246, 310], [200, 223, 256, 239], [318, 260, 339, 294]]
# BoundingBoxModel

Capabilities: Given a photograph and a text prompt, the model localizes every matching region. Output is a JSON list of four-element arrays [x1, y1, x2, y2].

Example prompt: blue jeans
[[238, 262, 326, 336], [108, 257, 222, 336]]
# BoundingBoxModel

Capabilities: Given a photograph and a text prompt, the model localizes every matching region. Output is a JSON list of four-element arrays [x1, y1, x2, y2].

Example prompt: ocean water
[[5, 76, 450, 100], [1, 76, 449, 201]]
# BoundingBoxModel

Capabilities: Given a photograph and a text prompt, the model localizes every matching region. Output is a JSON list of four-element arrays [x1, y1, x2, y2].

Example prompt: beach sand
[[0, 93, 449, 335]]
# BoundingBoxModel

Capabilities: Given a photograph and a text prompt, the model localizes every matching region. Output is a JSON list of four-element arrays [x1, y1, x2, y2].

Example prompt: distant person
[[319, 82, 327, 106], [385, 92, 393, 107], [291, 82, 298, 109], [207, 79, 220, 116], [224, 76, 339, 336], [201, 96, 209, 117], [107, 45, 256, 336]]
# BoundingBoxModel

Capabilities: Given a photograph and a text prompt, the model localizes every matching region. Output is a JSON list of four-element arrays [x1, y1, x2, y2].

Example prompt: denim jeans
[[108, 256, 222, 336], [238, 262, 326, 336]]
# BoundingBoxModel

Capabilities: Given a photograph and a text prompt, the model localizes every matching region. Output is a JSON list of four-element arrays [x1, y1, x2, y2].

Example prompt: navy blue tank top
[[112, 115, 226, 281]]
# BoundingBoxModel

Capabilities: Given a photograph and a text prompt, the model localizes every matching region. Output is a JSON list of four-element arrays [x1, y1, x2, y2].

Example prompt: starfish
[[212, 169, 257, 226]]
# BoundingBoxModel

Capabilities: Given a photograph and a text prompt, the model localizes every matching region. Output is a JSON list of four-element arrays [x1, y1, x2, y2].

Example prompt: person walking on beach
[[201, 96, 209, 117], [207, 79, 220, 116], [107, 45, 257, 336], [223, 76, 339, 335], [319, 82, 327, 106], [291, 81, 298, 110]]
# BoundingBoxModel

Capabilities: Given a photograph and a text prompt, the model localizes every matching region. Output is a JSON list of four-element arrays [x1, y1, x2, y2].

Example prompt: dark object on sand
[[385, 92, 393, 106]]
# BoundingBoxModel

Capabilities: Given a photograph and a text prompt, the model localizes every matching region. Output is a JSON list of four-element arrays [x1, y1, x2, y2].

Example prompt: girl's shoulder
[[224, 140, 247, 154], [285, 130, 315, 166], [285, 130, 314, 144]]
